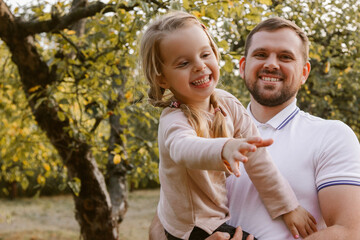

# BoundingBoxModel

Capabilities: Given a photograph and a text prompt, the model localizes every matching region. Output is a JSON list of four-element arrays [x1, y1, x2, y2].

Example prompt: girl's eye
[[176, 61, 189, 68], [202, 53, 211, 58]]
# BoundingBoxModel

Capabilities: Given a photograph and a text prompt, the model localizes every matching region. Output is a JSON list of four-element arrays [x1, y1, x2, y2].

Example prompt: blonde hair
[[140, 11, 229, 138]]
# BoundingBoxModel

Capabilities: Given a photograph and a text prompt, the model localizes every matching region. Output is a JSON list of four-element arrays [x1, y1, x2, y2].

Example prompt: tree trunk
[[0, 1, 121, 239], [107, 93, 129, 224]]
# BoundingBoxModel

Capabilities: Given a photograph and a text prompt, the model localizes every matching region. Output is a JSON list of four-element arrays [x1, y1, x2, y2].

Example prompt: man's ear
[[239, 57, 246, 79], [301, 61, 311, 84], [156, 74, 170, 89]]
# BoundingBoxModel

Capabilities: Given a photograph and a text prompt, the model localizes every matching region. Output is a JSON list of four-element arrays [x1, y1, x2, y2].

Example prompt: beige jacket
[[157, 89, 298, 239]]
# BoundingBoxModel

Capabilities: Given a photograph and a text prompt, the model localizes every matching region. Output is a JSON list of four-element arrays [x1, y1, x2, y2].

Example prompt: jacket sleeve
[[160, 109, 230, 172]]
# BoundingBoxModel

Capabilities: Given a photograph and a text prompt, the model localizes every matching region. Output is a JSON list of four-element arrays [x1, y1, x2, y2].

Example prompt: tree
[[0, 0, 163, 238]]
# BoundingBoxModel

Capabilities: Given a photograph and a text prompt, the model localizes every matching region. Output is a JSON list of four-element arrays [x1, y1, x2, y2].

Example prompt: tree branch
[[16, 1, 138, 36]]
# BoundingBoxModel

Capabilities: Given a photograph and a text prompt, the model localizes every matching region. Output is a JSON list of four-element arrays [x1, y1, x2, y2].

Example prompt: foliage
[[1, 0, 359, 200], [0, 45, 67, 197]]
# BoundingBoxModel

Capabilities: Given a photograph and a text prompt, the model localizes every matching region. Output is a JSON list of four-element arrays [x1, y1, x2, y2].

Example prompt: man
[[226, 17, 360, 239], [150, 17, 360, 240]]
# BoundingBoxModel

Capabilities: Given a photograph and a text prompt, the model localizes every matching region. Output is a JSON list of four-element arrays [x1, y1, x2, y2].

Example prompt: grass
[[0, 188, 160, 240]]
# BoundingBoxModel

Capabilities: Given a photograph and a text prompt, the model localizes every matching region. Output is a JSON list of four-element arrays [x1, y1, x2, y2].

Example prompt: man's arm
[[305, 185, 360, 239]]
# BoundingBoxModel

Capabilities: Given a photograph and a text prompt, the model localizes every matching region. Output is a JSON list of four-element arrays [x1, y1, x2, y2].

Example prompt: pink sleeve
[[160, 109, 230, 172]]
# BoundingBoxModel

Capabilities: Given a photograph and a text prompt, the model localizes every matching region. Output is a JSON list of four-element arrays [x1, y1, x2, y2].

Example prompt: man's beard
[[245, 78, 298, 107]]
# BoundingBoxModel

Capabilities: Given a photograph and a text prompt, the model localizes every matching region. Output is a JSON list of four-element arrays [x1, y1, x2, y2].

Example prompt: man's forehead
[[248, 28, 302, 52]]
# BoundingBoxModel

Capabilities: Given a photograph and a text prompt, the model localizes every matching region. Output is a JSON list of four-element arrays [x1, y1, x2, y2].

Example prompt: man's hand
[[205, 226, 254, 240], [149, 212, 167, 240]]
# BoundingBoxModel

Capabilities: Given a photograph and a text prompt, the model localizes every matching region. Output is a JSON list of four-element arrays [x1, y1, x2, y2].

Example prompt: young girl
[[140, 11, 317, 240]]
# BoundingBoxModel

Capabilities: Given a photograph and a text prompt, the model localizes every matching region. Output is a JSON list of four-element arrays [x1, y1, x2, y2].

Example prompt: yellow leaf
[[344, 66, 351, 73], [192, 11, 202, 18], [324, 61, 330, 74], [13, 156, 19, 162], [218, 40, 229, 52], [37, 175, 46, 185], [183, 0, 189, 9], [309, 52, 321, 61], [139, 147, 147, 155], [259, 0, 272, 5], [113, 154, 121, 164], [66, 30, 76, 35], [29, 85, 41, 93], [57, 111, 66, 121], [43, 163, 51, 171], [125, 91, 133, 100]]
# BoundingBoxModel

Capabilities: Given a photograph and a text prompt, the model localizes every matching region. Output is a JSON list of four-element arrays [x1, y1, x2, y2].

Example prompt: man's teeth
[[262, 77, 280, 82], [192, 76, 210, 86]]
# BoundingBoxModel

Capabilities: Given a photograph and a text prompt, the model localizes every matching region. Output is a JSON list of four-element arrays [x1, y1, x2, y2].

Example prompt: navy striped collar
[[247, 100, 300, 130]]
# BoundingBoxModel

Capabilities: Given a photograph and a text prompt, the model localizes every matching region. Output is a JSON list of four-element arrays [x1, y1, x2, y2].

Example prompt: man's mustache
[[258, 69, 285, 79]]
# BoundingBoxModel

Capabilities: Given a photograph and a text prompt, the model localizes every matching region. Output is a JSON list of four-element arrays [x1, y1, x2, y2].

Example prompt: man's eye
[[281, 55, 293, 61], [254, 53, 266, 58]]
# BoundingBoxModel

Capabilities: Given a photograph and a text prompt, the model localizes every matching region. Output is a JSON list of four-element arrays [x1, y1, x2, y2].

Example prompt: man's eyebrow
[[251, 47, 267, 53], [251, 48, 295, 56], [279, 50, 295, 56]]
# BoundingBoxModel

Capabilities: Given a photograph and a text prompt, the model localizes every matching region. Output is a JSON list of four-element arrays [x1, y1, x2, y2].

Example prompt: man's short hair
[[244, 17, 309, 63]]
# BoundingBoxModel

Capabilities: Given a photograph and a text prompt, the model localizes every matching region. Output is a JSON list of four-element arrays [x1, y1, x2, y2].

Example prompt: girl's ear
[[156, 74, 170, 89]]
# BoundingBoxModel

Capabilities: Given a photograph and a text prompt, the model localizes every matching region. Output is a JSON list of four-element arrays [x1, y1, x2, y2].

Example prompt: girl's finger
[[229, 159, 241, 177], [248, 138, 274, 148], [289, 225, 300, 239], [238, 143, 257, 155]]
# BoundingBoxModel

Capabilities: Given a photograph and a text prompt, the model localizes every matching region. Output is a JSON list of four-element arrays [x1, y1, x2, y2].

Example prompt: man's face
[[240, 28, 310, 107]]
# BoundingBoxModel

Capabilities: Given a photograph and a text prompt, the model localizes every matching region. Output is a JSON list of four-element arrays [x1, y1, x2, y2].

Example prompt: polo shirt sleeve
[[315, 120, 360, 191], [159, 109, 229, 172]]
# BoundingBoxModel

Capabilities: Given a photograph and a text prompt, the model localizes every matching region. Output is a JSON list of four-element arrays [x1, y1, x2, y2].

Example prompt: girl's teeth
[[262, 77, 280, 82], [192, 76, 210, 86]]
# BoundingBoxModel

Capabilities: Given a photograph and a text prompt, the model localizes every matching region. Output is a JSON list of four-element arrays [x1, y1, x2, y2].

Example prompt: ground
[[0, 188, 159, 240]]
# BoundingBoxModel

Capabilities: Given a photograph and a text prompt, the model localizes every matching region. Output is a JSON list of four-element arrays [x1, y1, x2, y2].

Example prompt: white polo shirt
[[226, 99, 360, 239]]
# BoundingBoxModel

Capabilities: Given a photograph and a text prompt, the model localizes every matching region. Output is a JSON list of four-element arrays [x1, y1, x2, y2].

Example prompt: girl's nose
[[193, 60, 206, 72]]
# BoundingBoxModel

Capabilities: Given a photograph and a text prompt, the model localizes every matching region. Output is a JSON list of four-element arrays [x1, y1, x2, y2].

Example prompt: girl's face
[[157, 24, 219, 111]]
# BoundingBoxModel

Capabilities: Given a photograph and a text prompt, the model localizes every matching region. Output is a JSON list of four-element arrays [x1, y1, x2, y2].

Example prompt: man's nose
[[264, 54, 279, 70]]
